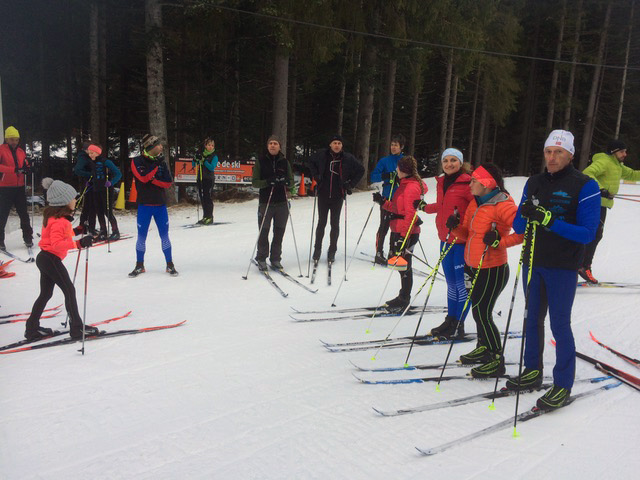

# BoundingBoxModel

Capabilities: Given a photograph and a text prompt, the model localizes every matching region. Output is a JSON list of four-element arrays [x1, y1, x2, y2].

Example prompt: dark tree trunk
[[440, 50, 453, 152], [564, 0, 583, 130], [354, 42, 377, 188], [380, 57, 397, 156], [272, 45, 289, 152]]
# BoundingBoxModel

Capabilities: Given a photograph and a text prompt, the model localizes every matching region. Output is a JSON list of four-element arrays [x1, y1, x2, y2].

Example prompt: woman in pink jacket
[[24, 178, 98, 341], [416, 148, 473, 339], [373, 156, 427, 311]]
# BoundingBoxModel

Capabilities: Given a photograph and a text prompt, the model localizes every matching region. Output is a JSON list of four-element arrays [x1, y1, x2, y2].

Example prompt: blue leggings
[[441, 242, 469, 323], [523, 267, 577, 389], [136, 204, 172, 263]]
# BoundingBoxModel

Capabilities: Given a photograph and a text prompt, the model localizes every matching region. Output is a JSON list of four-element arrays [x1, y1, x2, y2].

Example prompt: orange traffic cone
[[298, 173, 307, 196], [129, 179, 137, 203]]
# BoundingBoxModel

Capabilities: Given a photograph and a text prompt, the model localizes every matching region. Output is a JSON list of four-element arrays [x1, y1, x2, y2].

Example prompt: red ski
[[589, 331, 640, 369]]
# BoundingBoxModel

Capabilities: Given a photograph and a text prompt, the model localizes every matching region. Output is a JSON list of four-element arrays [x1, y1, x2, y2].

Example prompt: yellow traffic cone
[[115, 185, 126, 210]]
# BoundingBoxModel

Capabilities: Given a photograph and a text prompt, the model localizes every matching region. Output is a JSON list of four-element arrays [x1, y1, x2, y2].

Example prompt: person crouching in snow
[[24, 178, 98, 341], [373, 156, 426, 312]]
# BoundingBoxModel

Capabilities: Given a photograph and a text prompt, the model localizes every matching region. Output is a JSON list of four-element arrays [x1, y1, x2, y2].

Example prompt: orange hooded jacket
[[452, 190, 523, 268]]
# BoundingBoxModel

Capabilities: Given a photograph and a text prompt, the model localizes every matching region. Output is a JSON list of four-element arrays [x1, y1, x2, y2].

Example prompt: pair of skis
[[0, 246, 34, 263], [252, 260, 318, 298], [0, 311, 186, 355], [310, 259, 334, 286], [181, 221, 232, 229], [289, 305, 448, 322]]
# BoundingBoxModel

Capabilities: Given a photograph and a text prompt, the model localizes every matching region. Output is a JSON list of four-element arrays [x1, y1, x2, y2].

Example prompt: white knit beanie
[[42, 178, 78, 206], [544, 130, 575, 155]]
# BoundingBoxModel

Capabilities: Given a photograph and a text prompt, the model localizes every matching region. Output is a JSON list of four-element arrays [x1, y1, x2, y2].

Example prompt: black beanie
[[329, 134, 344, 144], [607, 139, 627, 155]]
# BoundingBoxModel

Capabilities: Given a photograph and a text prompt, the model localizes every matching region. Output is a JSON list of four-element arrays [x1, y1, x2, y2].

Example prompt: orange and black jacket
[[131, 151, 172, 205], [452, 190, 524, 269]]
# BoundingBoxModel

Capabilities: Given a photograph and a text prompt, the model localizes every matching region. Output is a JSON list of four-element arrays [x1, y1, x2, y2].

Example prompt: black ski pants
[[26, 251, 83, 335], [0, 186, 33, 244], [465, 263, 509, 354], [256, 202, 288, 262], [78, 185, 96, 232], [582, 206, 607, 269], [93, 188, 119, 234], [375, 206, 392, 255], [197, 176, 215, 219], [390, 232, 420, 299], [314, 195, 343, 259]]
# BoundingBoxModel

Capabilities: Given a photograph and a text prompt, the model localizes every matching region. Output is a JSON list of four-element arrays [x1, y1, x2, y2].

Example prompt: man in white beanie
[[0, 126, 33, 251], [505, 129, 601, 411]]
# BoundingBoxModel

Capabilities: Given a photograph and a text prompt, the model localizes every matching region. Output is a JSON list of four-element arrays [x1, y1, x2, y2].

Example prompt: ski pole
[[62, 247, 83, 328], [331, 202, 376, 306], [370, 232, 456, 361], [399, 235, 457, 365], [364, 210, 421, 334], [285, 199, 303, 277], [613, 195, 640, 203], [242, 187, 274, 279], [306, 193, 317, 277], [78, 240, 90, 356], [344, 193, 348, 277], [30, 171, 35, 231], [435, 223, 495, 391], [106, 172, 111, 253], [513, 222, 537, 436], [488, 221, 531, 410]]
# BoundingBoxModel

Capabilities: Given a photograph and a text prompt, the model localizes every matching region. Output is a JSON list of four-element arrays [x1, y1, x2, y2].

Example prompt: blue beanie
[[441, 148, 463, 164]]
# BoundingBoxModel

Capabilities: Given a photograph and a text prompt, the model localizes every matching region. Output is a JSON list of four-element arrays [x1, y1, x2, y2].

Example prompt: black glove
[[391, 237, 405, 255], [343, 180, 353, 196], [372, 192, 385, 205], [78, 235, 93, 248], [267, 176, 277, 186], [483, 229, 501, 248], [274, 176, 287, 186], [520, 200, 555, 227], [600, 188, 613, 200], [446, 212, 460, 230], [413, 198, 426, 210]]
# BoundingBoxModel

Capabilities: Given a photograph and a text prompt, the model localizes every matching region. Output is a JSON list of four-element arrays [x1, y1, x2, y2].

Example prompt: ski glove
[[413, 198, 427, 211], [483, 230, 501, 248], [77, 235, 93, 249], [520, 200, 555, 227], [343, 180, 353, 196], [372, 192, 386, 205], [600, 188, 613, 199], [445, 212, 460, 230]]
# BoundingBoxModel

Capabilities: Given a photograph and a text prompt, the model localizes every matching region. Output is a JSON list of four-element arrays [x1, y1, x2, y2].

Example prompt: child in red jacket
[[24, 178, 98, 341]]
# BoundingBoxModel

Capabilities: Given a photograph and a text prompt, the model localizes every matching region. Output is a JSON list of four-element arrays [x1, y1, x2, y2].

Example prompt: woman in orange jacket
[[373, 156, 427, 311], [447, 163, 523, 378]]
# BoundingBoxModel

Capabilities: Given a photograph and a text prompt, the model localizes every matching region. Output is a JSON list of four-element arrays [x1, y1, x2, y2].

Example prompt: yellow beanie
[[4, 126, 20, 139]]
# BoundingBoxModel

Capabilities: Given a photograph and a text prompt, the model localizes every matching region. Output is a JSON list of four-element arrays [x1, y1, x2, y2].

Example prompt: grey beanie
[[42, 177, 78, 207]]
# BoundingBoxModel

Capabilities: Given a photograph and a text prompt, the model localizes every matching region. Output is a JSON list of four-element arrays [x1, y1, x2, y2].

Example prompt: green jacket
[[583, 152, 640, 208]]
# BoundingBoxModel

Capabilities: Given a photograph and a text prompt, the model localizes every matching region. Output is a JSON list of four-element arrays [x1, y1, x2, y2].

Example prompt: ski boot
[[109, 231, 121, 241], [166, 262, 179, 276], [458, 345, 492, 365], [505, 368, 544, 391], [24, 326, 54, 341], [470, 353, 505, 378], [536, 385, 571, 411], [374, 251, 387, 266], [70, 324, 100, 339], [128, 263, 146, 278], [270, 259, 283, 270], [256, 259, 268, 271], [384, 295, 410, 313], [578, 267, 598, 284]]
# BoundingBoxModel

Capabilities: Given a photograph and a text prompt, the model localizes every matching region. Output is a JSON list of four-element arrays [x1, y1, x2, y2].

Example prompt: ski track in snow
[[1, 178, 639, 479]]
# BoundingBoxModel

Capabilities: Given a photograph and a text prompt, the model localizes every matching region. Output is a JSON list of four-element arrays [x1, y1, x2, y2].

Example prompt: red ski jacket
[[423, 173, 473, 243], [382, 176, 427, 237], [39, 217, 76, 260], [0, 144, 28, 187]]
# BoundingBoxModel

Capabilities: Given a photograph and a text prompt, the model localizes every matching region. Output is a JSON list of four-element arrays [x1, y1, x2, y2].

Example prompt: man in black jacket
[[309, 135, 364, 264], [251, 135, 293, 271]]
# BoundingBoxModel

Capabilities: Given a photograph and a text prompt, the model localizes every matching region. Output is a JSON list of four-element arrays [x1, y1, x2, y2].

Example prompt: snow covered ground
[[1, 177, 639, 480]]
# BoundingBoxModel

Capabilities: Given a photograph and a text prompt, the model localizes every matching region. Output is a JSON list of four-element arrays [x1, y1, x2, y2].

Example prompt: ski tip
[[415, 447, 433, 456], [372, 407, 386, 416], [588, 330, 597, 341]]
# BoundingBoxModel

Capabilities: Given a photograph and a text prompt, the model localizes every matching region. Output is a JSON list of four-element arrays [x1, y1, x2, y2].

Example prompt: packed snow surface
[[1, 177, 639, 479]]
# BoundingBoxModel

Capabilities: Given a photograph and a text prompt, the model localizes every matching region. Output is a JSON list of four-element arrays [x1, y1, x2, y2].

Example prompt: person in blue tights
[[128, 134, 178, 277], [507, 130, 600, 411]]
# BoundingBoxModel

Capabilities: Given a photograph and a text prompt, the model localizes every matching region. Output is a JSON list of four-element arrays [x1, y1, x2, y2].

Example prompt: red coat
[[424, 173, 473, 243], [39, 217, 76, 260], [382, 176, 427, 236], [0, 144, 28, 187]]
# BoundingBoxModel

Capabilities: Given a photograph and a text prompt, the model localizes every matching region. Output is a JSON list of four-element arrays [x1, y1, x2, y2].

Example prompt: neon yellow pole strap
[[395, 210, 420, 255], [540, 208, 552, 226]]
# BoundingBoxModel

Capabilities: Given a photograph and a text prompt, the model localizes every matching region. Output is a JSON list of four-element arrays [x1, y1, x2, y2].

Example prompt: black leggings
[[465, 263, 509, 353], [314, 195, 343, 258], [375, 206, 392, 254], [390, 232, 419, 298], [25, 251, 83, 333], [198, 176, 215, 219]]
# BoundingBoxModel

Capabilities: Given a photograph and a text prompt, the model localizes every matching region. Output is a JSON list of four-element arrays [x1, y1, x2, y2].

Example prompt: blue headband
[[441, 148, 463, 164]]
